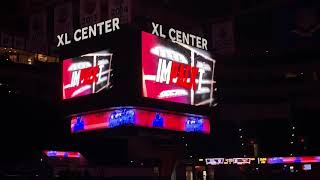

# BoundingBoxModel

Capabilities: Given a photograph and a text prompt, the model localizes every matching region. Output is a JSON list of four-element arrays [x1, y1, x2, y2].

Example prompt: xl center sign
[[151, 22, 208, 50], [56, 18, 120, 47]]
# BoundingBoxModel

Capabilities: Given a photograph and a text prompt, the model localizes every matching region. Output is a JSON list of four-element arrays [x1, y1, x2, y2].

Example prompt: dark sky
[[149, 0, 233, 18], [0, 0, 234, 32], [0, 0, 28, 32]]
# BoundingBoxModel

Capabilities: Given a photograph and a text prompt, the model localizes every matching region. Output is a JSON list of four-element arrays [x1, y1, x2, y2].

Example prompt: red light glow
[[43, 150, 81, 158]]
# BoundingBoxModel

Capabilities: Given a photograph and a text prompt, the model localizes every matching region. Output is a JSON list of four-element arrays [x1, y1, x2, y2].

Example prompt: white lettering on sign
[[205, 158, 256, 165], [156, 59, 172, 84], [71, 70, 81, 87], [158, 89, 188, 98], [150, 46, 188, 64], [155, 58, 203, 91], [151, 22, 208, 50], [68, 62, 92, 71], [57, 18, 120, 47]]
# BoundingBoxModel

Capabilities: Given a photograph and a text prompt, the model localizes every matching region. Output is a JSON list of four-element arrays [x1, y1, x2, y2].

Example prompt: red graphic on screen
[[142, 32, 216, 106], [62, 50, 113, 99], [70, 107, 210, 134]]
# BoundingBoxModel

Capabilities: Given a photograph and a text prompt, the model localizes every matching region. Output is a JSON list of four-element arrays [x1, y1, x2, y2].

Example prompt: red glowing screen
[[43, 150, 81, 158], [70, 107, 210, 134], [267, 156, 320, 164], [142, 32, 216, 106], [62, 50, 113, 99]]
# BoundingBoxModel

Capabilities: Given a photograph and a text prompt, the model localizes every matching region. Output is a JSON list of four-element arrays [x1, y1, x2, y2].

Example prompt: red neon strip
[[282, 157, 296, 164], [301, 156, 320, 163], [70, 107, 211, 134], [43, 150, 81, 158]]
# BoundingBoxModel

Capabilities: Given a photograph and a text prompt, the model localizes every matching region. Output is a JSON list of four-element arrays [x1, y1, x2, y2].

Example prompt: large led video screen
[[62, 50, 113, 99], [70, 106, 210, 134], [142, 31, 216, 106], [43, 150, 81, 158]]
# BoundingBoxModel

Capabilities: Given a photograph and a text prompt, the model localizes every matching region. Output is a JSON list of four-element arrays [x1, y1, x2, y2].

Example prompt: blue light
[[73, 116, 85, 132], [268, 157, 284, 164], [294, 157, 301, 163], [64, 152, 69, 158], [47, 151, 57, 157], [109, 108, 135, 128], [152, 113, 164, 127], [185, 117, 204, 132], [303, 164, 312, 171]]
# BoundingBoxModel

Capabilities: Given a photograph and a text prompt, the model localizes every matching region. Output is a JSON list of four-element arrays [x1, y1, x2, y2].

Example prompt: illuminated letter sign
[[62, 50, 113, 99], [233, 158, 255, 165], [205, 158, 225, 165], [151, 22, 208, 50], [142, 31, 216, 106], [57, 18, 120, 47]]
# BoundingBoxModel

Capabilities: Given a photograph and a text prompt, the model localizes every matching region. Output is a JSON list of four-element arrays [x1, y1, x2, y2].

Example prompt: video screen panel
[[142, 31, 216, 106], [70, 106, 210, 134], [267, 156, 320, 164], [43, 150, 81, 158], [62, 50, 113, 99]]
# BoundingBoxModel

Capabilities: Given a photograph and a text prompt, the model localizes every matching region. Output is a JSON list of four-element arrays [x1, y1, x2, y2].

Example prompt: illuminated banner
[[70, 106, 210, 134], [205, 158, 255, 165], [142, 31, 216, 106], [62, 50, 113, 99], [267, 156, 320, 164], [257, 158, 267, 164], [205, 156, 320, 166], [43, 150, 81, 158], [205, 158, 224, 165]]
